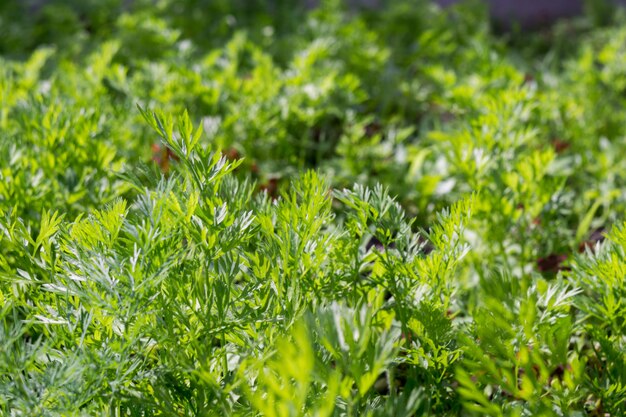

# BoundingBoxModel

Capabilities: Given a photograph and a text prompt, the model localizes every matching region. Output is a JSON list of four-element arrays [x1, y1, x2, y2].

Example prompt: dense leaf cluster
[[2, 0, 626, 415]]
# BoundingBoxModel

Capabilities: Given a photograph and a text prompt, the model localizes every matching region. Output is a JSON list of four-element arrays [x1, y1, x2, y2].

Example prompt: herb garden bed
[[1, 1, 626, 415]]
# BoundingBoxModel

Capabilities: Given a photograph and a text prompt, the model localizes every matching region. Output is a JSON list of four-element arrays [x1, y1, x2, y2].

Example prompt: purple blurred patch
[[438, 0, 583, 27]]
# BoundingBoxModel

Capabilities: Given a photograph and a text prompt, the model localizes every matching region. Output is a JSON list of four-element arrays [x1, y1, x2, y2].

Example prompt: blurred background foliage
[[2, 0, 626, 267]]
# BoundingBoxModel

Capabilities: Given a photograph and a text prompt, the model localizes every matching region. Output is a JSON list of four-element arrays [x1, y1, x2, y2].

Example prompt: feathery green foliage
[[2, 0, 626, 415]]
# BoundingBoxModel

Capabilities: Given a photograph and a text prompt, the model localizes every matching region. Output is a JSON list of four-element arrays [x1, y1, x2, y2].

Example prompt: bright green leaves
[[332, 184, 472, 413], [568, 222, 626, 416], [334, 183, 406, 242], [0, 102, 482, 415], [250, 171, 336, 322], [139, 107, 204, 160], [33, 210, 64, 255], [140, 106, 244, 200], [6, 1, 626, 416], [69, 199, 127, 250], [0, 61, 129, 239], [457, 273, 584, 416], [245, 322, 338, 417], [312, 302, 400, 399]]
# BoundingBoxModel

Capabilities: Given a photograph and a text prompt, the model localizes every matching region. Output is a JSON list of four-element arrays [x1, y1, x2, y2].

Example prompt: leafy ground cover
[[2, 0, 626, 415]]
